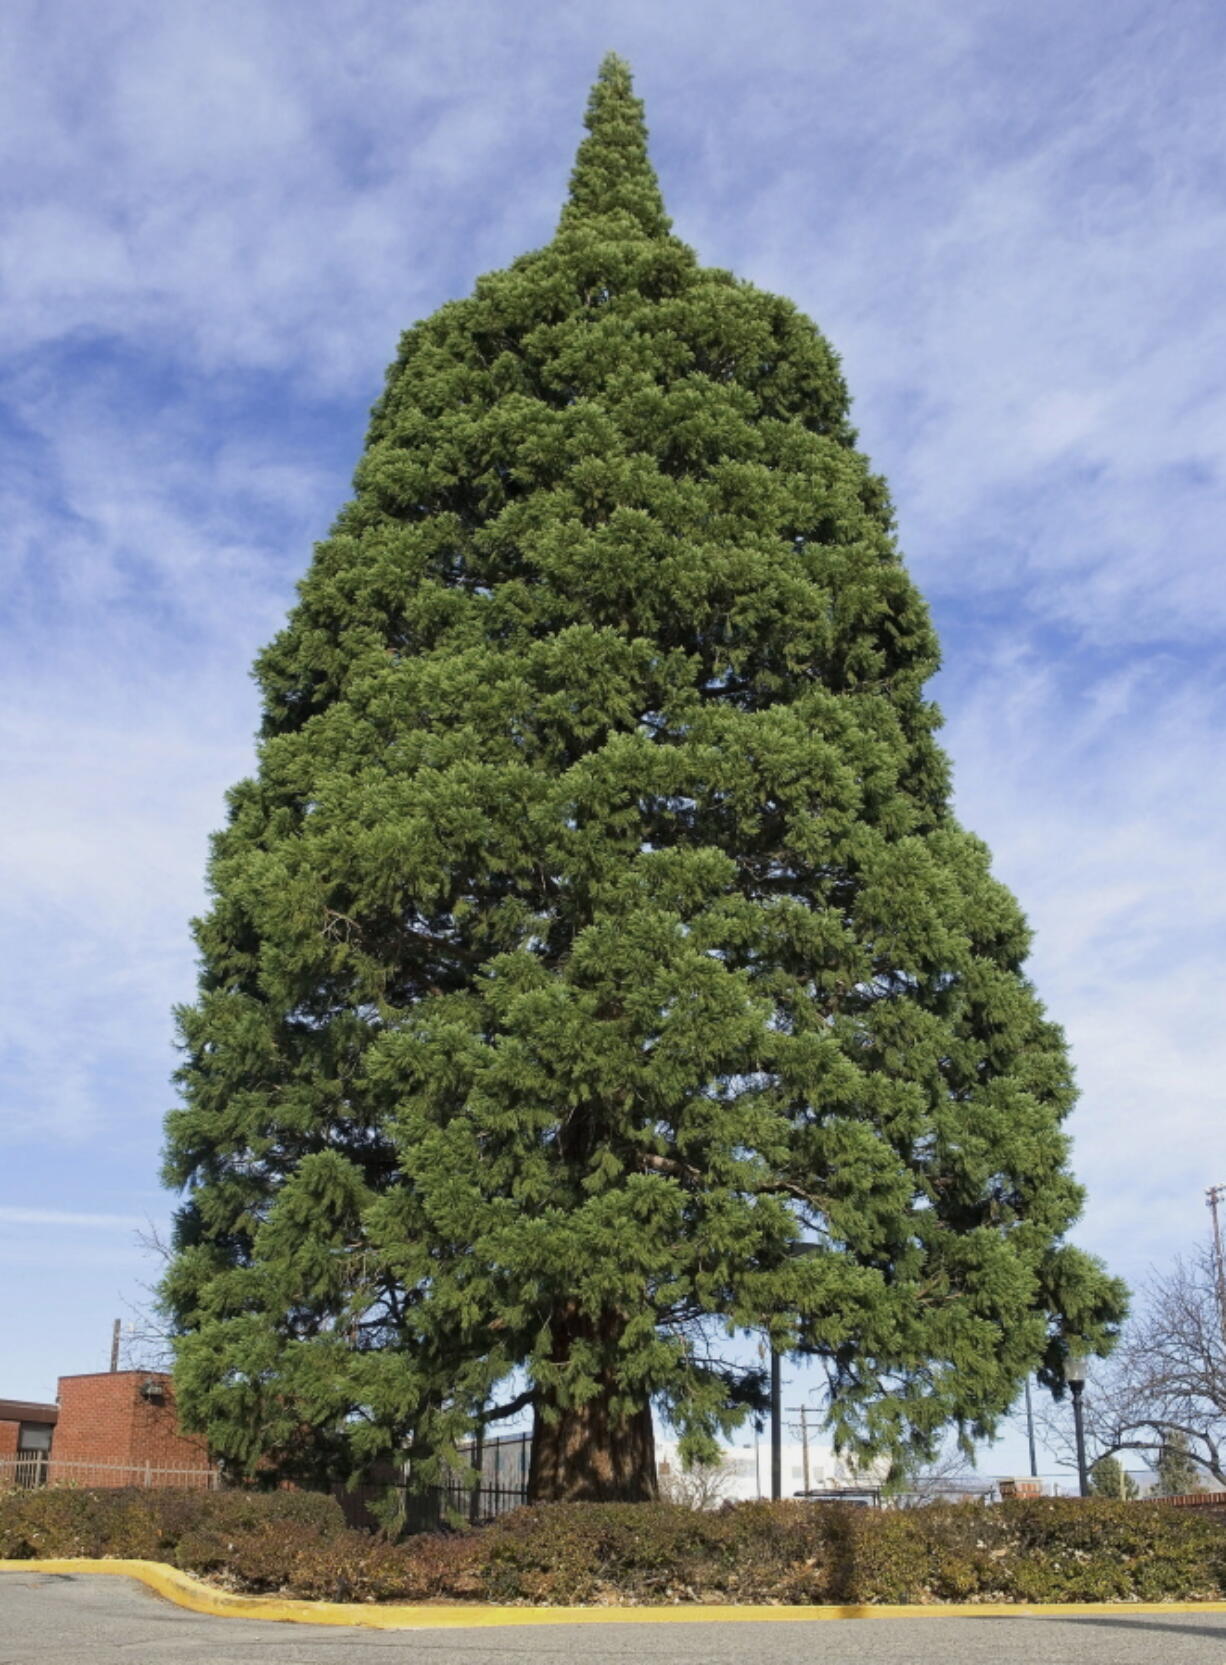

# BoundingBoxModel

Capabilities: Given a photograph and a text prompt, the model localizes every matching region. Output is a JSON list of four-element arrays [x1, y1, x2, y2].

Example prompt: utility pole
[[109, 1318, 121, 1373], [1206, 1185, 1226, 1344], [770, 1346, 782, 1501], [1024, 1375, 1038, 1477], [787, 1405, 812, 1494]]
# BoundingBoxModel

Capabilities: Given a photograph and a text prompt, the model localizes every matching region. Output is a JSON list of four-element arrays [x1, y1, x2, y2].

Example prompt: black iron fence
[[0, 1434, 530, 1535], [327, 1431, 532, 1533], [452, 1428, 532, 1522]]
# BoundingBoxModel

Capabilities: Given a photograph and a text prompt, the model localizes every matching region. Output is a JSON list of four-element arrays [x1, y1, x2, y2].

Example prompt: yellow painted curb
[[5, 1560, 1226, 1629]]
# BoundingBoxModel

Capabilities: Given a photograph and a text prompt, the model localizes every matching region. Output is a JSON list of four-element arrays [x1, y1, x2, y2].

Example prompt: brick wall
[[0, 1400, 57, 1463], [1149, 1490, 1226, 1514], [51, 1372, 212, 1483]]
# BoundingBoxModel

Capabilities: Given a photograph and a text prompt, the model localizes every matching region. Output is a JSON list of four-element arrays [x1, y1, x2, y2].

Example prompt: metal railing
[[2, 1454, 49, 1489], [1148, 1489, 1226, 1510], [0, 1436, 529, 1529], [0, 1456, 220, 1490], [328, 1433, 532, 1533], [453, 1430, 531, 1522]]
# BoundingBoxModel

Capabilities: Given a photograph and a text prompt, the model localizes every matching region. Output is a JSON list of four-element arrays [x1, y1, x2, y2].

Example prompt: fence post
[[469, 1423, 486, 1525]]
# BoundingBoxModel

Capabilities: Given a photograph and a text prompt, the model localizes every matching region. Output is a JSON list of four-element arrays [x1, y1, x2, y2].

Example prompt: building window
[[15, 1423, 51, 1488]]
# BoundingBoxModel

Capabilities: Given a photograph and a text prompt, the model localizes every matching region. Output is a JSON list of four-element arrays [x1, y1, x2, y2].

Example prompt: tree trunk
[[527, 1308, 657, 1502]]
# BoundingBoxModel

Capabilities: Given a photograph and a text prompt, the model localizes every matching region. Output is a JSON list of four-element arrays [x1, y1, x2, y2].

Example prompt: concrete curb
[[5, 1559, 1226, 1629]]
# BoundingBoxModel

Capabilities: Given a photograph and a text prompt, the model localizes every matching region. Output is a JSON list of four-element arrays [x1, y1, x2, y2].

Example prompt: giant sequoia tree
[[163, 57, 1125, 1502]]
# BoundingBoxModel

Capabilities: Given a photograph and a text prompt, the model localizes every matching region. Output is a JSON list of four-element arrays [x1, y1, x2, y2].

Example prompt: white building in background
[[656, 1436, 883, 1503]]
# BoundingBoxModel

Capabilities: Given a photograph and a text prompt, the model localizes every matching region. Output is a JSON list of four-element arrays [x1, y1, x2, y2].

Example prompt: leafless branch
[[1035, 1248, 1226, 1488]]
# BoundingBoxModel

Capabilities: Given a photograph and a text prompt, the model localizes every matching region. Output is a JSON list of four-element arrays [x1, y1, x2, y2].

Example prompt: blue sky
[[3, 0, 1223, 1481]]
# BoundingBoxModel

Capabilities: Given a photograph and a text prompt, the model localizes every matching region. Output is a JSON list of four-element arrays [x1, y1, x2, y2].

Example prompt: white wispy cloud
[[945, 647, 1226, 1282], [0, 1207, 146, 1230]]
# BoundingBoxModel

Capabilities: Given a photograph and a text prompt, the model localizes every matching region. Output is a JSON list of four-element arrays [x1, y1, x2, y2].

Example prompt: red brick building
[[0, 1397, 57, 1483], [2, 1372, 214, 1488]]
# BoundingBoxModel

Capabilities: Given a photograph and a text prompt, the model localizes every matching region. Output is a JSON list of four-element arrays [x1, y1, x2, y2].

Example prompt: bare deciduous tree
[[885, 1443, 995, 1506], [1037, 1249, 1225, 1486], [657, 1457, 740, 1510], [116, 1222, 176, 1372]]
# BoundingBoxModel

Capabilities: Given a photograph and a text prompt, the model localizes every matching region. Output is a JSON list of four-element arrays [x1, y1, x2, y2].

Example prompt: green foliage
[[1158, 1433, 1202, 1497], [160, 52, 1125, 1491], [5, 1491, 1226, 1606], [1089, 1455, 1138, 1499]]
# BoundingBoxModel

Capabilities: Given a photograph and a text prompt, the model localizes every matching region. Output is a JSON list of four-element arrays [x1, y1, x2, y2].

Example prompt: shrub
[[0, 1486, 343, 1565], [4, 1488, 1226, 1606]]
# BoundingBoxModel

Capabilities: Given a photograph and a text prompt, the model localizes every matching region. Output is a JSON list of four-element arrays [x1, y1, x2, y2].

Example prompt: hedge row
[[3, 1488, 1226, 1606]]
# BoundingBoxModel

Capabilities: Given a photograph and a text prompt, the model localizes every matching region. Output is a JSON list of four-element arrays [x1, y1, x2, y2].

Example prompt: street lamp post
[[770, 1345, 782, 1501], [1065, 1350, 1090, 1497]]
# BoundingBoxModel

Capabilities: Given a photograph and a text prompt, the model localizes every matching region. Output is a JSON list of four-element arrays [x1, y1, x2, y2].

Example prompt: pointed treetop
[[558, 54, 672, 239]]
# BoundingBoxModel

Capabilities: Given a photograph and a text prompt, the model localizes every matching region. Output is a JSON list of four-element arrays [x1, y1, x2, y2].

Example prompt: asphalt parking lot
[[6, 1571, 1226, 1665]]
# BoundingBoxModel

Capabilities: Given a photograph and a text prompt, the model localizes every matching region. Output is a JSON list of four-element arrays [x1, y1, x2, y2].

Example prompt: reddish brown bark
[[527, 1308, 657, 1502]]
